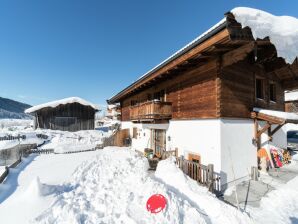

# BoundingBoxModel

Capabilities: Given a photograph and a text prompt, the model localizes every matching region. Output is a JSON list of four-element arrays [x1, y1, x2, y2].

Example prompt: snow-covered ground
[[0, 118, 110, 153], [0, 147, 297, 223], [0, 119, 33, 133], [0, 151, 104, 224], [0, 148, 251, 224], [37, 129, 109, 153]]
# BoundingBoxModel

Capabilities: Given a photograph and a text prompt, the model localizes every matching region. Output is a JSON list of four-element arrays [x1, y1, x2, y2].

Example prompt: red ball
[[146, 194, 167, 214]]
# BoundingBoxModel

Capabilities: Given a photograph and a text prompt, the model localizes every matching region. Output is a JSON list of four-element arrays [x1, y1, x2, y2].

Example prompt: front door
[[152, 129, 166, 158]]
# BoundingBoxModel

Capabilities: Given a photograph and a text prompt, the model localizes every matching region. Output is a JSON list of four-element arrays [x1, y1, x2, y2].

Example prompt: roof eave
[[107, 19, 228, 104]]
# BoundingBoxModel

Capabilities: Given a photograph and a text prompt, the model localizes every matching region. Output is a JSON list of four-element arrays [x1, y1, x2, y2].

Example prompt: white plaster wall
[[166, 119, 221, 173], [121, 121, 133, 135], [220, 119, 257, 188], [121, 121, 169, 153]]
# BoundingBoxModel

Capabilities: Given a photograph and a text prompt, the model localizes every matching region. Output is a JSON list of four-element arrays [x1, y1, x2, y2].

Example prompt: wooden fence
[[0, 135, 26, 141], [0, 157, 22, 184], [102, 128, 130, 147], [176, 156, 221, 194]]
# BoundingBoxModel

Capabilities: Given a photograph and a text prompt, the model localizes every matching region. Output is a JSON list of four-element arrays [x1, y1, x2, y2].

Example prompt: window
[[269, 83, 276, 102], [130, 100, 138, 106], [153, 90, 165, 101], [153, 92, 160, 101], [256, 78, 264, 99], [147, 93, 152, 101]]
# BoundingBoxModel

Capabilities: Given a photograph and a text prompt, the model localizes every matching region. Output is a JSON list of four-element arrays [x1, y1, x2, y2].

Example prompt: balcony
[[130, 100, 172, 122]]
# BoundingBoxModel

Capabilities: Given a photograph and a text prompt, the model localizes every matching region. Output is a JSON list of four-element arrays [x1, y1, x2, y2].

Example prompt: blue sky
[[0, 0, 297, 108]]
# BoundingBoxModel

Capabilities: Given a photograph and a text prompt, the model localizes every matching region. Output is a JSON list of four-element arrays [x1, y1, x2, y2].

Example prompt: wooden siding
[[35, 103, 95, 131], [219, 60, 284, 118], [121, 59, 218, 121]]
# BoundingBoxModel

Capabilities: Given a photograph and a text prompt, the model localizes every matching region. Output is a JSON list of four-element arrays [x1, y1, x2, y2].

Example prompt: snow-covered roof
[[25, 97, 99, 113], [232, 7, 298, 64], [253, 107, 298, 121], [285, 91, 298, 102], [108, 18, 227, 102], [108, 7, 298, 103]]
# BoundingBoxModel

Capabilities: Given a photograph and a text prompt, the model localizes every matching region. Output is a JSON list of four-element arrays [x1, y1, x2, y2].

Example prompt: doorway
[[152, 129, 166, 157]]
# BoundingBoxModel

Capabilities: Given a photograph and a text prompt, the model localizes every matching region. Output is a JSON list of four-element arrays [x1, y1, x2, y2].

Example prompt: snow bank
[[254, 107, 298, 120], [0, 119, 33, 132], [285, 91, 298, 102], [39, 129, 107, 153], [35, 150, 251, 224], [232, 7, 298, 64], [25, 97, 99, 113], [0, 140, 19, 150], [249, 176, 298, 224]]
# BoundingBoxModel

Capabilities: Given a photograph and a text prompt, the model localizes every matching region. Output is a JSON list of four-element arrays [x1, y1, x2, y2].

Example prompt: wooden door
[[152, 129, 166, 158]]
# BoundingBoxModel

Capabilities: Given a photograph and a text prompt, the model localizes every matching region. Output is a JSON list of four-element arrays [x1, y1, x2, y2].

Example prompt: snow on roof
[[25, 97, 99, 113], [285, 91, 298, 102], [232, 7, 298, 64], [253, 107, 298, 121], [109, 7, 298, 102]]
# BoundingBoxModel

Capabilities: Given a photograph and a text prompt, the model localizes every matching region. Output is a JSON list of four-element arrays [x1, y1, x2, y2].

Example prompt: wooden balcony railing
[[130, 101, 172, 122]]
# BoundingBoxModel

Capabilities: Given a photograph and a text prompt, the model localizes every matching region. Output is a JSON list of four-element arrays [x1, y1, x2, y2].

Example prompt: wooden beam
[[269, 124, 284, 136], [251, 112, 285, 125], [222, 42, 255, 67], [256, 122, 271, 138], [109, 28, 230, 103]]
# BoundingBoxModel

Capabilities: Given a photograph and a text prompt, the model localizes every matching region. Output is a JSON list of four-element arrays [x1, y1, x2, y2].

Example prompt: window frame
[[269, 82, 277, 103], [255, 77, 265, 100]]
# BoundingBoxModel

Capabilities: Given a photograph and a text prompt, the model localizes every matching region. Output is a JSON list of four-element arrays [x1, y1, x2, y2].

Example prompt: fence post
[[207, 164, 214, 193], [178, 155, 183, 170]]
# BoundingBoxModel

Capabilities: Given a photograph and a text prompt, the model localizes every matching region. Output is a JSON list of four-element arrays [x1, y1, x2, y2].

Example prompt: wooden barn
[[107, 7, 298, 190], [25, 97, 99, 132]]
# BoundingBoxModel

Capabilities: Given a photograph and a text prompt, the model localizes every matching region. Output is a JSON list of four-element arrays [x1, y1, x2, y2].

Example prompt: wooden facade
[[34, 103, 96, 131], [108, 13, 298, 122]]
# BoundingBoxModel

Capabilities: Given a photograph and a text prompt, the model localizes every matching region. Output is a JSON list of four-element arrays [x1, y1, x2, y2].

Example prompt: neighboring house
[[25, 97, 99, 132], [106, 104, 121, 120], [107, 7, 298, 189]]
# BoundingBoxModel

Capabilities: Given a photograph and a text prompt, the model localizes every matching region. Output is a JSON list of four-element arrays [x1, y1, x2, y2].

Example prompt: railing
[[130, 101, 172, 121], [176, 156, 221, 194], [0, 135, 26, 141]]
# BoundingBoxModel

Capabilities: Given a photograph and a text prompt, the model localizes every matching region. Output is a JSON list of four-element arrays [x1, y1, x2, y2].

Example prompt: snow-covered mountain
[[0, 97, 32, 119]]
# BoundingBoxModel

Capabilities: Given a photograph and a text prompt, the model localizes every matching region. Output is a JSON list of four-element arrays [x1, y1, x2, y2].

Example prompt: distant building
[[25, 97, 99, 132], [106, 104, 121, 120]]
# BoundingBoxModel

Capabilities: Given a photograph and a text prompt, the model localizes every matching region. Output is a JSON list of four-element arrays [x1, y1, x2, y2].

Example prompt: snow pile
[[25, 97, 99, 113], [34, 149, 251, 224], [38, 129, 108, 153], [285, 91, 298, 102], [232, 7, 298, 64], [249, 176, 298, 224], [254, 107, 298, 121], [0, 119, 33, 132]]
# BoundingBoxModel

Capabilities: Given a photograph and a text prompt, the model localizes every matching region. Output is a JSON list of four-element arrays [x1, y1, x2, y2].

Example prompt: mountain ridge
[[0, 97, 32, 119]]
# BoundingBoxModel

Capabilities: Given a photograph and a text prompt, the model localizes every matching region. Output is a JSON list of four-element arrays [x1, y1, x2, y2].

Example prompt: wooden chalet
[[25, 97, 99, 132], [108, 9, 298, 190]]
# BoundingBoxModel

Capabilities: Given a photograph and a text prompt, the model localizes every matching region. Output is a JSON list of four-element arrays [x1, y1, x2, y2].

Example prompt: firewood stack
[[283, 150, 291, 164]]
